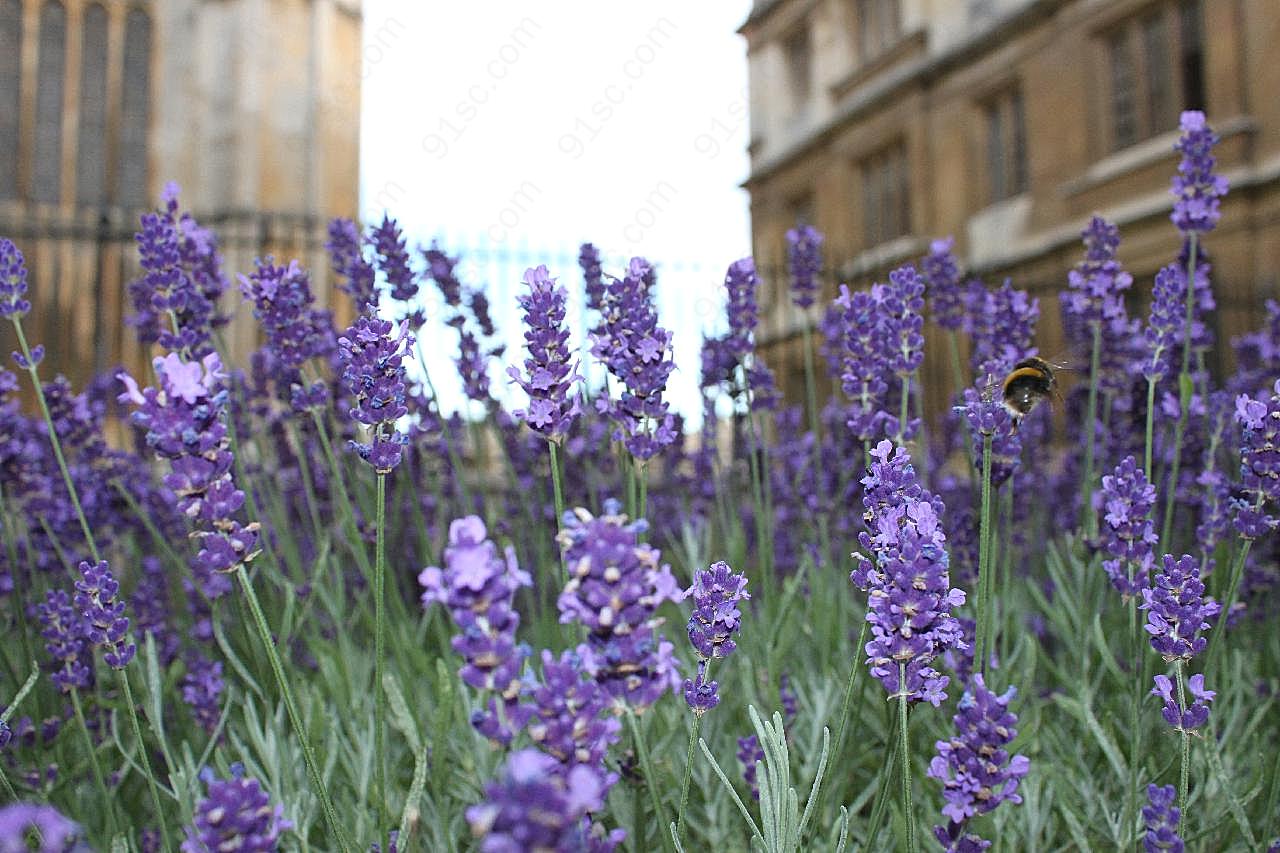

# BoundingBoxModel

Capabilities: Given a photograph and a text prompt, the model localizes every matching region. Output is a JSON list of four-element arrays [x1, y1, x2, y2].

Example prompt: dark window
[[861, 142, 909, 247], [76, 4, 109, 207], [1108, 31, 1137, 151], [783, 25, 811, 107], [1105, 0, 1207, 151], [986, 87, 1029, 203], [33, 2, 67, 203], [856, 0, 902, 60], [1179, 0, 1204, 111], [117, 9, 151, 207], [0, 0, 20, 199]]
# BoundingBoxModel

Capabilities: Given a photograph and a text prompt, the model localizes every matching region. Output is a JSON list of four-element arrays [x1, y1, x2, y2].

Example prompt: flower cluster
[[957, 387, 1022, 486], [337, 314, 412, 473], [128, 183, 228, 357], [424, 241, 464, 313], [74, 560, 135, 669], [1142, 554, 1220, 662], [786, 224, 824, 309], [119, 352, 256, 598], [325, 217, 378, 309], [369, 214, 418, 304], [37, 590, 92, 693], [682, 561, 749, 714], [928, 674, 1030, 851], [1171, 111, 1228, 236], [508, 265, 581, 441], [238, 258, 335, 374], [557, 501, 683, 711], [420, 516, 532, 744], [968, 279, 1040, 382], [0, 802, 88, 852], [182, 655, 225, 734], [466, 750, 623, 852], [181, 764, 292, 853], [833, 285, 891, 441], [591, 258, 677, 460], [880, 265, 927, 379], [1151, 671, 1215, 733], [1142, 784, 1184, 852], [0, 237, 30, 319], [1233, 380, 1280, 538], [578, 242, 606, 316], [852, 441, 966, 705], [923, 237, 964, 330], [1096, 456, 1158, 599], [1062, 216, 1134, 331], [526, 648, 621, 775]]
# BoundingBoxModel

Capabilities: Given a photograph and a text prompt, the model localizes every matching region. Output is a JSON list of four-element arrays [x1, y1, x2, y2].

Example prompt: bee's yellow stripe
[[1002, 366, 1047, 393]]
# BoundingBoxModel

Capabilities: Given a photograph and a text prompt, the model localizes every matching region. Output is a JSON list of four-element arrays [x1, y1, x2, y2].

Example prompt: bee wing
[[980, 378, 1002, 402]]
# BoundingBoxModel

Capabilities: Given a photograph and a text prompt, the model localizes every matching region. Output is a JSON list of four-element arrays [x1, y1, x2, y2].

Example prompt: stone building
[[0, 0, 363, 388], [740, 0, 1280, 413]]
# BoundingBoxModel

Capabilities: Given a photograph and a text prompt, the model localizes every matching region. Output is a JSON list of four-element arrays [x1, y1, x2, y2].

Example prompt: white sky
[[358, 1, 753, 421]]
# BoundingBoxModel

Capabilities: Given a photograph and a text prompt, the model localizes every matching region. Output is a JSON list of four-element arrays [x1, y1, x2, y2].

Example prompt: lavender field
[[0, 111, 1277, 851]]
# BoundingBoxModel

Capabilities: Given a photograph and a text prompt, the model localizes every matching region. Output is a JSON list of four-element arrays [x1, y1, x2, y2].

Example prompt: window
[[985, 88, 1028, 203], [76, 4, 109, 207], [0, 0, 20, 199], [117, 9, 152, 207], [1105, 0, 1205, 152], [783, 25, 811, 107], [33, 2, 67, 203], [861, 142, 909, 247], [855, 0, 902, 61]]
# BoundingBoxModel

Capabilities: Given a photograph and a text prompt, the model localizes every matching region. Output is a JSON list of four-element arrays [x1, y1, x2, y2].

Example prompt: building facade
[[741, 0, 1280, 414], [0, 0, 363, 388]]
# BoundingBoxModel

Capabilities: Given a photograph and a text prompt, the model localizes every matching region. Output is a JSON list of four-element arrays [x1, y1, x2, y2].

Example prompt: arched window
[[33, 1, 67, 203], [0, 0, 20, 200], [76, 4, 109, 206], [116, 8, 151, 207]]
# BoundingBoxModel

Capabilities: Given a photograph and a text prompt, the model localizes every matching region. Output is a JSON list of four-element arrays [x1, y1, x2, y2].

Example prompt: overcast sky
[[358, 1, 753, 420]]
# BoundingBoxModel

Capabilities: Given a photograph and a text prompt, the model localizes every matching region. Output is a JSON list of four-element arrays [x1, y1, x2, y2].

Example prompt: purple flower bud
[[1233, 380, 1280, 538], [1142, 554, 1220, 662], [737, 734, 765, 800], [74, 560, 135, 670], [182, 763, 292, 853], [508, 265, 582, 441], [325, 217, 378, 310], [1096, 456, 1158, 600], [1151, 673, 1214, 732], [0, 238, 32, 319], [787, 224, 824, 309], [684, 561, 749, 660], [956, 388, 1022, 487], [37, 590, 92, 693], [1142, 784, 1184, 852], [0, 803, 88, 852], [1171, 111, 1228, 236], [337, 314, 412, 474], [682, 661, 720, 715], [368, 214, 418, 304], [526, 648, 621, 774], [238, 258, 335, 372], [922, 237, 964, 330]]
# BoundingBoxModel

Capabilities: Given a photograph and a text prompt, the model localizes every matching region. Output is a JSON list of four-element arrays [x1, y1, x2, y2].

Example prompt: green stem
[[898, 663, 915, 853], [1205, 536, 1254, 678], [71, 687, 117, 837], [809, 619, 868, 825], [897, 375, 911, 447], [1143, 377, 1158, 483], [674, 658, 713, 844], [975, 434, 994, 677], [865, 704, 900, 848], [1175, 661, 1191, 824], [309, 408, 374, 580], [374, 472, 389, 843], [117, 668, 172, 853], [548, 441, 566, 532], [1127, 591, 1141, 845], [0, 484, 35, 670], [1081, 322, 1102, 538], [235, 565, 352, 853], [627, 709, 674, 853]]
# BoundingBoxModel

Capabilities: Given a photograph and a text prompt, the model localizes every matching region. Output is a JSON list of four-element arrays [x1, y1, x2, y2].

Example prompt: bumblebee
[[999, 356, 1060, 419]]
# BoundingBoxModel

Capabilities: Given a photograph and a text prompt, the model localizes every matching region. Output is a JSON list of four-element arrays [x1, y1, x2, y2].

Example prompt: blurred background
[[1, 0, 1276, 421]]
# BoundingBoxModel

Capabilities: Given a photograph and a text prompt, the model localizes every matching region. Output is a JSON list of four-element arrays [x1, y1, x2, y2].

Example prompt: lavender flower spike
[[337, 313, 413, 474], [682, 561, 749, 714], [1096, 456, 1158, 599], [1142, 783, 1184, 853], [928, 674, 1030, 852], [508, 265, 582, 442], [0, 803, 88, 852], [1233, 380, 1280, 538], [1171, 111, 1228, 237], [786, 224, 824, 309], [922, 237, 964, 330], [1152, 672, 1215, 732], [0, 238, 31, 319], [1142, 554, 1220, 662], [182, 763, 292, 853], [75, 560, 136, 670]]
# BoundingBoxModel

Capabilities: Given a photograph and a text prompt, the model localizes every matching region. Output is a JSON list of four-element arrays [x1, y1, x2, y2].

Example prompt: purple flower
[[423, 241, 464, 314], [0, 802, 88, 852], [508, 265, 582, 441], [957, 388, 1022, 487], [456, 327, 492, 403], [579, 243, 606, 316], [880, 265, 927, 378], [0, 238, 31, 319], [1142, 554, 1220, 662], [968, 279, 1039, 382], [1171, 111, 1228, 236], [928, 674, 1030, 850], [683, 661, 720, 715], [182, 655, 225, 734], [37, 590, 92, 693], [590, 258, 676, 460], [1142, 784, 1184, 853], [923, 237, 964, 330], [1233, 380, 1280, 538], [337, 314, 412, 474], [1142, 261, 1215, 384], [832, 285, 891, 441], [684, 561, 749, 660], [852, 441, 967, 706], [526, 648, 621, 774], [724, 258, 761, 360], [1151, 672, 1215, 732], [466, 749, 623, 853], [737, 734, 765, 800], [74, 560, 135, 669], [182, 763, 292, 853], [557, 501, 683, 711], [786, 224, 824, 309], [419, 516, 533, 744], [1096, 456, 1158, 599], [238, 258, 335, 372], [369, 214, 418, 304], [1062, 216, 1134, 334], [325, 218, 378, 309], [1231, 299, 1280, 397]]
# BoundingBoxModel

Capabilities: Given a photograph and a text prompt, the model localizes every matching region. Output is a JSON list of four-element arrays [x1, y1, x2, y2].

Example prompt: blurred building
[[0, 0, 363, 388], [741, 0, 1280, 414]]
